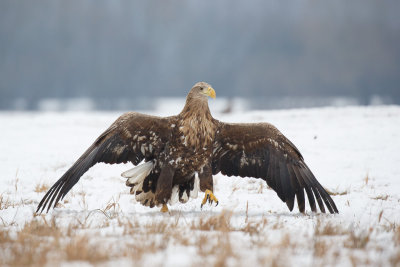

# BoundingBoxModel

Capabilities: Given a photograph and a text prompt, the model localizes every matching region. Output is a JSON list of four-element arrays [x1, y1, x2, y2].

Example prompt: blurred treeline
[[0, 0, 399, 110]]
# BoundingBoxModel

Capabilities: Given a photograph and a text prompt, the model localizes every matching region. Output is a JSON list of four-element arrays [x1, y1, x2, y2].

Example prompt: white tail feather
[[180, 191, 189, 203], [122, 161, 153, 185], [135, 190, 157, 206], [169, 186, 179, 205], [123, 163, 202, 208], [191, 173, 200, 199], [123, 161, 160, 206]]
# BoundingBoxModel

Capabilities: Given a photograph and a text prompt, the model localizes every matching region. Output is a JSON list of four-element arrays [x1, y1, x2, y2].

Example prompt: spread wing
[[36, 112, 172, 213], [212, 122, 338, 214]]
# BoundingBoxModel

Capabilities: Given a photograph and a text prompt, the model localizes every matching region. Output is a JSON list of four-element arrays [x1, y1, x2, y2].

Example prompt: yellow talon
[[160, 204, 169, 213], [201, 189, 219, 209]]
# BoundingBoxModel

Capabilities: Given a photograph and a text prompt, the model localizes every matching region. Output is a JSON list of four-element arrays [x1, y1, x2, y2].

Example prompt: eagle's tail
[[123, 161, 159, 207], [124, 165, 201, 208], [123, 161, 153, 184]]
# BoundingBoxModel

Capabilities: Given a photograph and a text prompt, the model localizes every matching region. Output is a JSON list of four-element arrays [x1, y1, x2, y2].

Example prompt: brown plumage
[[36, 82, 338, 214]]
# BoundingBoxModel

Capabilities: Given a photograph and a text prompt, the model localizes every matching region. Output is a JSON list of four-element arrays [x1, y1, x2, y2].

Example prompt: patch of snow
[[0, 106, 399, 266]]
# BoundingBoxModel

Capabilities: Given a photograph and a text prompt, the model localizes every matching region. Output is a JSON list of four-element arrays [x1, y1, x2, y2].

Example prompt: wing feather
[[37, 112, 172, 213], [212, 122, 338, 214], [292, 165, 317, 212], [279, 160, 295, 211], [287, 164, 305, 213]]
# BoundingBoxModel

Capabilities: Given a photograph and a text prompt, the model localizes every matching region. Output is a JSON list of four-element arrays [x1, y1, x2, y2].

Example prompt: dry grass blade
[[65, 235, 110, 262], [325, 188, 348, 196], [315, 219, 348, 236], [395, 226, 400, 246], [0, 194, 13, 210], [34, 183, 49, 193], [192, 210, 233, 232], [344, 228, 371, 249], [372, 195, 389, 201]]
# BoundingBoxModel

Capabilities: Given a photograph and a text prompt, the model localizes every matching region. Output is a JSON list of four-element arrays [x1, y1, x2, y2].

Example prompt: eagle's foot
[[160, 204, 169, 213], [201, 189, 219, 209]]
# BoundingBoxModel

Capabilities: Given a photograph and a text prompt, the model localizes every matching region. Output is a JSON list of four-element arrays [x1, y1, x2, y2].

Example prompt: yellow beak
[[206, 87, 216, 99]]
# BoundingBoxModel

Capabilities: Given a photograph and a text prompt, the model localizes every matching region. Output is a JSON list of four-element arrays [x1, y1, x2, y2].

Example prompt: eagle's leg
[[155, 164, 175, 208], [199, 165, 218, 208], [160, 204, 169, 213], [201, 189, 219, 209]]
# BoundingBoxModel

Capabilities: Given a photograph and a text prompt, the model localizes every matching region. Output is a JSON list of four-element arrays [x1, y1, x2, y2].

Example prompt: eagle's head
[[188, 82, 216, 100]]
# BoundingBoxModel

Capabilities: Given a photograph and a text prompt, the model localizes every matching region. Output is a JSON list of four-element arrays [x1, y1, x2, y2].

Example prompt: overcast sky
[[1, 0, 399, 110]]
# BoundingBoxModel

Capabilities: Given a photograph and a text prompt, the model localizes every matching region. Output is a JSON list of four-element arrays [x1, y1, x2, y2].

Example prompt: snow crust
[[0, 106, 399, 266]]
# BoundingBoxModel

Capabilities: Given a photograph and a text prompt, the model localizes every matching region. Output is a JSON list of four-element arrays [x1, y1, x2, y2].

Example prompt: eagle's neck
[[178, 97, 216, 147], [180, 96, 212, 119]]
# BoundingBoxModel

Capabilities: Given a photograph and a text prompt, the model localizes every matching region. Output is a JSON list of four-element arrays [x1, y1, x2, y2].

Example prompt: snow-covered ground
[[1, 106, 400, 266]]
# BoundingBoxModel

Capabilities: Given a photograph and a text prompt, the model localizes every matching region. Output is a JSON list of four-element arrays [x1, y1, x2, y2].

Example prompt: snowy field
[[1, 106, 400, 266]]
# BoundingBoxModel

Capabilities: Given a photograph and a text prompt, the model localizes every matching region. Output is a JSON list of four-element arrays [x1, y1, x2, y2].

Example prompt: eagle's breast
[[167, 114, 216, 176]]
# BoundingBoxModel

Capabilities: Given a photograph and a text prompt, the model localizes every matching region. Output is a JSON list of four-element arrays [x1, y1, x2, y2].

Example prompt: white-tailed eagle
[[37, 82, 338, 214]]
